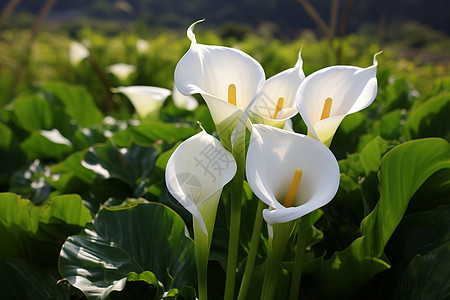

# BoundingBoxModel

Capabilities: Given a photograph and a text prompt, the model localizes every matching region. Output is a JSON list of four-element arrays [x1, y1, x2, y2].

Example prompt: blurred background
[[0, 0, 449, 110]]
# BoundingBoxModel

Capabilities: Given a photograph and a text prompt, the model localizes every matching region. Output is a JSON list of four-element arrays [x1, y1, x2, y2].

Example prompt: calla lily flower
[[246, 124, 340, 225], [296, 54, 379, 146], [165, 130, 237, 235], [251, 50, 305, 128], [136, 39, 150, 54], [69, 41, 90, 66], [166, 130, 236, 300], [112, 86, 171, 119], [174, 20, 265, 150], [172, 85, 199, 111], [106, 63, 137, 81]]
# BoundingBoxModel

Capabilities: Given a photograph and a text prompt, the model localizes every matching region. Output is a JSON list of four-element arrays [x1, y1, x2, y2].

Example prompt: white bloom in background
[[106, 63, 137, 81], [112, 86, 171, 119], [174, 20, 265, 150], [251, 50, 305, 128], [165, 130, 237, 235], [69, 41, 90, 66], [296, 54, 379, 146], [172, 85, 199, 111], [246, 124, 340, 225], [136, 39, 150, 54]]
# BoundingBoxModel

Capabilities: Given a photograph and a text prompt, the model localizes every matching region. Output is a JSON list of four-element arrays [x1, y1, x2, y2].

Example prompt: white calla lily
[[69, 41, 90, 66], [172, 85, 199, 111], [136, 39, 150, 54], [174, 21, 265, 149], [251, 50, 305, 128], [113, 86, 171, 119], [106, 63, 137, 81], [165, 130, 237, 235], [296, 54, 379, 146], [166, 130, 236, 299], [246, 124, 340, 225]]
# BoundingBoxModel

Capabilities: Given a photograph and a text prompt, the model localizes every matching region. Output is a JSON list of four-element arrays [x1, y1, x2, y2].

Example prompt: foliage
[[0, 22, 449, 300]]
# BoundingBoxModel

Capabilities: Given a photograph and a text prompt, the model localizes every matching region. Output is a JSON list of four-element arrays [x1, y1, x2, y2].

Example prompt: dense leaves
[[0, 22, 449, 299], [59, 202, 196, 299]]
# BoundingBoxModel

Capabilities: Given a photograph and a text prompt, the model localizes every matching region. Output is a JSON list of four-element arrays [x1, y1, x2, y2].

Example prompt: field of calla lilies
[[0, 19, 449, 300]]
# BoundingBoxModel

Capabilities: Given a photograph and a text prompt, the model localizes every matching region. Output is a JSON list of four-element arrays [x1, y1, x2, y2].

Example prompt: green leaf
[[42, 82, 104, 128], [82, 141, 158, 196], [155, 141, 182, 170], [20, 129, 74, 160], [109, 271, 165, 300], [361, 138, 449, 255], [359, 136, 389, 175], [387, 205, 450, 272], [112, 122, 196, 147], [0, 122, 26, 190], [0, 258, 73, 300], [9, 159, 53, 205], [403, 91, 450, 141], [72, 127, 108, 151], [375, 109, 403, 140], [164, 286, 197, 299], [331, 111, 367, 159], [11, 94, 53, 132], [399, 242, 450, 300], [0, 122, 12, 149], [52, 150, 97, 186], [59, 202, 196, 299], [408, 168, 450, 213], [0, 193, 92, 266], [307, 138, 450, 298]]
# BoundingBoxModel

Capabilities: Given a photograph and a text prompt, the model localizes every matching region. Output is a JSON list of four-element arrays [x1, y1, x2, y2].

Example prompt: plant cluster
[[0, 21, 449, 300]]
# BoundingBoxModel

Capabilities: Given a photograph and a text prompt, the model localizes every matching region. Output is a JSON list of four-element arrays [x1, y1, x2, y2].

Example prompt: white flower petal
[[172, 85, 199, 111], [252, 50, 305, 121], [136, 39, 150, 54], [69, 41, 90, 66], [296, 55, 378, 143], [174, 22, 265, 111], [106, 63, 137, 81], [246, 124, 340, 225], [113, 86, 171, 118], [174, 21, 265, 149], [165, 130, 237, 234]]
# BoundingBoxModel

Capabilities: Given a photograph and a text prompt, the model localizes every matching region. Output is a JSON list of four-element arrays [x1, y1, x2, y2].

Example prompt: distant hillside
[[2, 0, 449, 37]]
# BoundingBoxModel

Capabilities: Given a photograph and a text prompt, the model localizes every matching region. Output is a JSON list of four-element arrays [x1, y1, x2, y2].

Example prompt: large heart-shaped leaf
[[82, 141, 158, 197], [10, 94, 53, 132], [399, 242, 450, 299], [41, 82, 104, 128], [59, 202, 196, 299], [112, 122, 196, 147], [0, 258, 74, 300], [0, 193, 92, 266], [21, 129, 73, 160], [306, 138, 450, 297]]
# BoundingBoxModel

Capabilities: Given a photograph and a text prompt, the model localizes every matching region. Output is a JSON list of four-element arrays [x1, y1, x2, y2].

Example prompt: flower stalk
[[224, 147, 245, 300], [288, 213, 311, 300], [237, 200, 266, 300], [261, 221, 296, 300]]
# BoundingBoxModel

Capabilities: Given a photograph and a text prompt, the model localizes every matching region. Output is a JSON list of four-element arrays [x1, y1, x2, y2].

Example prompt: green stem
[[288, 214, 311, 300], [261, 221, 295, 300], [194, 224, 209, 300], [237, 200, 266, 300], [224, 149, 245, 300], [194, 191, 221, 300]]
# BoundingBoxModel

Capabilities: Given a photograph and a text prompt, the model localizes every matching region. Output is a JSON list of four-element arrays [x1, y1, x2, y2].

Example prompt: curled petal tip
[[187, 19, 205, 43], [373, 51, 382, 65]]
